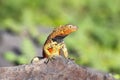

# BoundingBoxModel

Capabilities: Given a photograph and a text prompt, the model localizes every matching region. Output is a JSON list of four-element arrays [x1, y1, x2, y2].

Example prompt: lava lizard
[[31, 24, 78, 63]]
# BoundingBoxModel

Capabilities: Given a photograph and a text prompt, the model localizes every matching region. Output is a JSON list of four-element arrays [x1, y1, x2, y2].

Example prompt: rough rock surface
[[0, 56, 115, 80]]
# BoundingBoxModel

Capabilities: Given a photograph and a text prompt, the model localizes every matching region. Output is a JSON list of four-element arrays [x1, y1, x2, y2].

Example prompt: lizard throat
[[52, 35, 67, 43]]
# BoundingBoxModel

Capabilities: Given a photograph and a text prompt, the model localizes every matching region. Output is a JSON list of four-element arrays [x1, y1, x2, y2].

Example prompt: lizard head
[[55, 24, 78, 37], [51, 24, 78, 42]]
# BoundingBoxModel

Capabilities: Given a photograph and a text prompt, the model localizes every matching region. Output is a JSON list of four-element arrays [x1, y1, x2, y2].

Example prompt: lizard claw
[[44, 56, 56, 64]]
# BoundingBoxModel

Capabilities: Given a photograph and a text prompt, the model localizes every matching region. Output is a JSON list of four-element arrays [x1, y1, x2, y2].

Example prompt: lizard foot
[[44, 56, 56, 64]]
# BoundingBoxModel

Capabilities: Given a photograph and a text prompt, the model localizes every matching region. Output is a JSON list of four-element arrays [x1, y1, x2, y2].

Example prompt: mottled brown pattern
[[42, 24, 78, 58]]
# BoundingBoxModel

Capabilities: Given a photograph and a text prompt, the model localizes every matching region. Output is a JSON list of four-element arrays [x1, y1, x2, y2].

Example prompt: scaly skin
[[43, 24, 78, 59]]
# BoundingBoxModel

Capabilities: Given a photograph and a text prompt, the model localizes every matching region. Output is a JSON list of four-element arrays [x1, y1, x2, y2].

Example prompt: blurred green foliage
[[4, 38, 36, 64], [0, 0, 120, 77]]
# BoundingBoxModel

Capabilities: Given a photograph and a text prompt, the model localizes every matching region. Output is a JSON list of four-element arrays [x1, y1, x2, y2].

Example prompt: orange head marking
[[49, 24, 78, 40], [58, 24, 78, 36]]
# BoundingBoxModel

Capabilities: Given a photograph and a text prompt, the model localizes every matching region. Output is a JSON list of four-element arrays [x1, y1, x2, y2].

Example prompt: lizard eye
[[68, 25, 73, 28]]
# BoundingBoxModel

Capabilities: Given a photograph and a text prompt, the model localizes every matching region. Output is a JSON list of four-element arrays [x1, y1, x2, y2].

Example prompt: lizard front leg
[[44, 44, 54, 63], [44, 41, 60, 63], [58, 43, 68, 58]]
